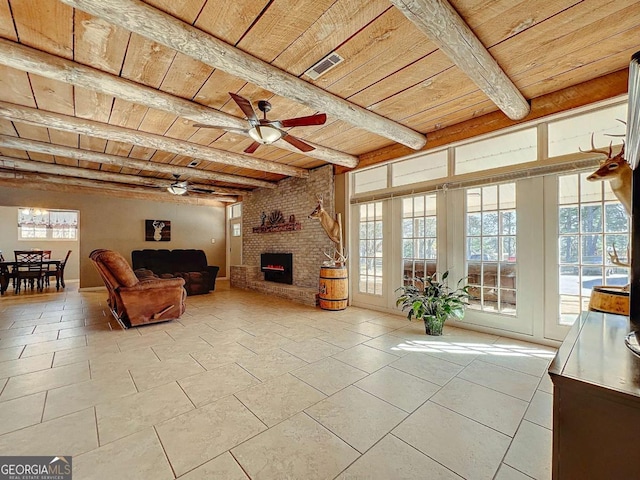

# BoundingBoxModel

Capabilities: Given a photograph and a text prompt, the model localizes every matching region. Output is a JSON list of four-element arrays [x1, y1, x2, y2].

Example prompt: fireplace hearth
[[261, 253, 293, 284]]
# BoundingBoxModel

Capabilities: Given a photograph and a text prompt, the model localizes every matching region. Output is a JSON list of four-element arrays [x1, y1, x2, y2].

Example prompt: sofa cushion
[[132, 249, 173, 275], [133, 268, 158, 280], [99, 250, 139, 287], [171, 249, 208, 272]]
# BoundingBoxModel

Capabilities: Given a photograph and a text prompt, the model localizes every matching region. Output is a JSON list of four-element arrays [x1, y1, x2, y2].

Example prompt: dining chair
[[14, 250, 45, 293], [45, 250, 72, 290], [39, 250, 55, 287], [41, 250, 55, 287]]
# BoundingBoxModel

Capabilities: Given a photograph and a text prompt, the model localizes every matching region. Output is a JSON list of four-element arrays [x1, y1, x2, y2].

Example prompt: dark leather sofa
[[131, 249, 219, 296]]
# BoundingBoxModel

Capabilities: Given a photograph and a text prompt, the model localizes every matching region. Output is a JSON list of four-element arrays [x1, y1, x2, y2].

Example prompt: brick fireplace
[[230, 165, 336, 305]]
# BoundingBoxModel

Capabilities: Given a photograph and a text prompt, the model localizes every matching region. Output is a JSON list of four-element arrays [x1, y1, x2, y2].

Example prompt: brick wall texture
[[243, 165, 336, 289]]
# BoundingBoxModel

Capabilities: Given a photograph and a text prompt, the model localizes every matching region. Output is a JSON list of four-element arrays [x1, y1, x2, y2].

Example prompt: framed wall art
[[145, 219, 171, 241]]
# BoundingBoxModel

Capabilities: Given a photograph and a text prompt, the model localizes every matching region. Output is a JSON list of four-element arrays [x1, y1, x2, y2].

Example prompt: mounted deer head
[[584, 136, 631, 216], [309, 193, 346, 266], [308, 194, 341, 244]]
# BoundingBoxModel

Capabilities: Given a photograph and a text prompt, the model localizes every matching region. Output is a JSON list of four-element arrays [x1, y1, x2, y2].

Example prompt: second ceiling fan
[[195, 92, 327, 154]]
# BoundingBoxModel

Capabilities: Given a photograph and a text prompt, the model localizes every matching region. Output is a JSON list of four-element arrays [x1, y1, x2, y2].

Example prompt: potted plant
[[395, 271, 470, 336]]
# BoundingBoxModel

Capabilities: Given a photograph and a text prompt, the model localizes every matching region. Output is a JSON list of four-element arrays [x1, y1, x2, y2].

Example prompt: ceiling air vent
[[304, 52, 344, 80]]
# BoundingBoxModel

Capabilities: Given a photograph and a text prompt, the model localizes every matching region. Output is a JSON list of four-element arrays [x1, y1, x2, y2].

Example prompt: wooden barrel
[[319, 266, 348, 311], [588, 286, 629, 316]]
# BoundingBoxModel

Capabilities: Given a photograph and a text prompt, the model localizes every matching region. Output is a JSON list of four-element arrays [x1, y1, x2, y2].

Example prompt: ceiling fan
[[194, 92, 327, 154], [166, 174, 216, 196]]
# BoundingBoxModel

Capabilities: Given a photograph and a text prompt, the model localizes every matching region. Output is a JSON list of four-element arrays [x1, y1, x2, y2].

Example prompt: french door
[[350, 200, 389, 309]]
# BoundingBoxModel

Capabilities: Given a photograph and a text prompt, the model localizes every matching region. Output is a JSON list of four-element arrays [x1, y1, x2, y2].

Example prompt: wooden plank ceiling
[[0, 0, 637, 205]]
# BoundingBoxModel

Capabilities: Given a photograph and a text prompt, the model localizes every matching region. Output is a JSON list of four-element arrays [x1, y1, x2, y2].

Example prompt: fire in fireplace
[[261, 253, 293, 284]]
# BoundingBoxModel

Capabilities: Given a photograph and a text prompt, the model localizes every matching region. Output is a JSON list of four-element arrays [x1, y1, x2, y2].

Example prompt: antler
[[322, 248, 348, 267], [604, 118, 628, 137], [608, 243, 630, 268], [579, 133, 612, 158], [335, 249, 348, 264]]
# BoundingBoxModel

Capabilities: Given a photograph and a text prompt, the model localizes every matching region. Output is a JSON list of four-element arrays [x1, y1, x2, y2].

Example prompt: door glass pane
[[401, 193, 437, 286], [466, 183, 517, 315], [357, 202, 383, 295], [557, 173, 630, 325]]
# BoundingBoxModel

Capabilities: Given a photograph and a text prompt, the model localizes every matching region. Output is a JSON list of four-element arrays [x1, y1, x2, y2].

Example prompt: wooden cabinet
[[549, 311, 640, 479]]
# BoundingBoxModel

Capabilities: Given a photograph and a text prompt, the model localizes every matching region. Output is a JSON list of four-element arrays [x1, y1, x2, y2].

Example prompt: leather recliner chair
[[89, 249, 186, 328]]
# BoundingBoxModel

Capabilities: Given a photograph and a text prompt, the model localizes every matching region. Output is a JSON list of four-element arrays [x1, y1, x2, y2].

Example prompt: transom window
[[392, 151, 447, 187], [358, 202, 383, 295], [229, 203, 242, 218], [402, 194, 437, 286], [466, 184, 517, 315], [557, 173, 629, 325], [455, 128, 537, 175]]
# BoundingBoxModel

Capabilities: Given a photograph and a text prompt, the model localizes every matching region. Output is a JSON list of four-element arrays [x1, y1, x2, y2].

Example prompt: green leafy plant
[[395, 271, 470, 335]]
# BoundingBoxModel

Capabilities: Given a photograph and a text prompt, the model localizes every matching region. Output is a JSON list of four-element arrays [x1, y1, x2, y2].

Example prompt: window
[[548, 104, 627, 157], [466, 184, 517, 315], [358, 202, 383, 295], [455, 128, 537, 174], [229, 203, 242, 218], [392, 151, 447, 187], [557, 173, 629, 325], [232, 223, 241, 237], [402, 194, 437, 286], [18, 208, 78, 240], [354, 166, 387, 194]]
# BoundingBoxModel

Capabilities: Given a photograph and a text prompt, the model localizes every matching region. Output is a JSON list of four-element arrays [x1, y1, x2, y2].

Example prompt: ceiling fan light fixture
[[248, 125, 282, 144], [167, 184, 188, 195]]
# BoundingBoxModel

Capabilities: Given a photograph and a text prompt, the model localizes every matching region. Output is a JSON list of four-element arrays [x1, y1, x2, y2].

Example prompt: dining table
[[0, 259, 62, 294]]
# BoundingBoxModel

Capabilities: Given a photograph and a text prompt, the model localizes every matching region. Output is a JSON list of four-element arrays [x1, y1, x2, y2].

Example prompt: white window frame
[[352, 201, 386, 301], [464, 184, 517, 316], [348, 95, 628, 343], [18, 208, 79, 241], [543, 172, 629, 341], [401, 193, 438, 286]]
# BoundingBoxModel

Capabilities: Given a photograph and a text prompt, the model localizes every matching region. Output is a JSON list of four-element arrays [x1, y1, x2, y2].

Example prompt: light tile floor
[[0, 280, 557, 479]]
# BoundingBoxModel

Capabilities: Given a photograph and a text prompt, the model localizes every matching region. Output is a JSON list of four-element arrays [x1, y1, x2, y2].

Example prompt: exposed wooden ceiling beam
[[0, 39, 358, 168], [336, 69, 629, 173], [389, 0, 530, 121], [0, 101, 303, 182], [0, 169, 233, 206], [58, 0, 427, 150], [0, 155, 237, 202], [0, 135, 250, 194]]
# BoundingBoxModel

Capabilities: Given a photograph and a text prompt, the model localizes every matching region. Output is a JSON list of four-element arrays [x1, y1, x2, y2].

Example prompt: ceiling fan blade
[[229, 92, 259, 124], [193, 124, 248, 133], [278, 113, 327, 128], [282, 134, 315, 152], [190, 187, 217, 194], [244, 141, 261, 154]]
